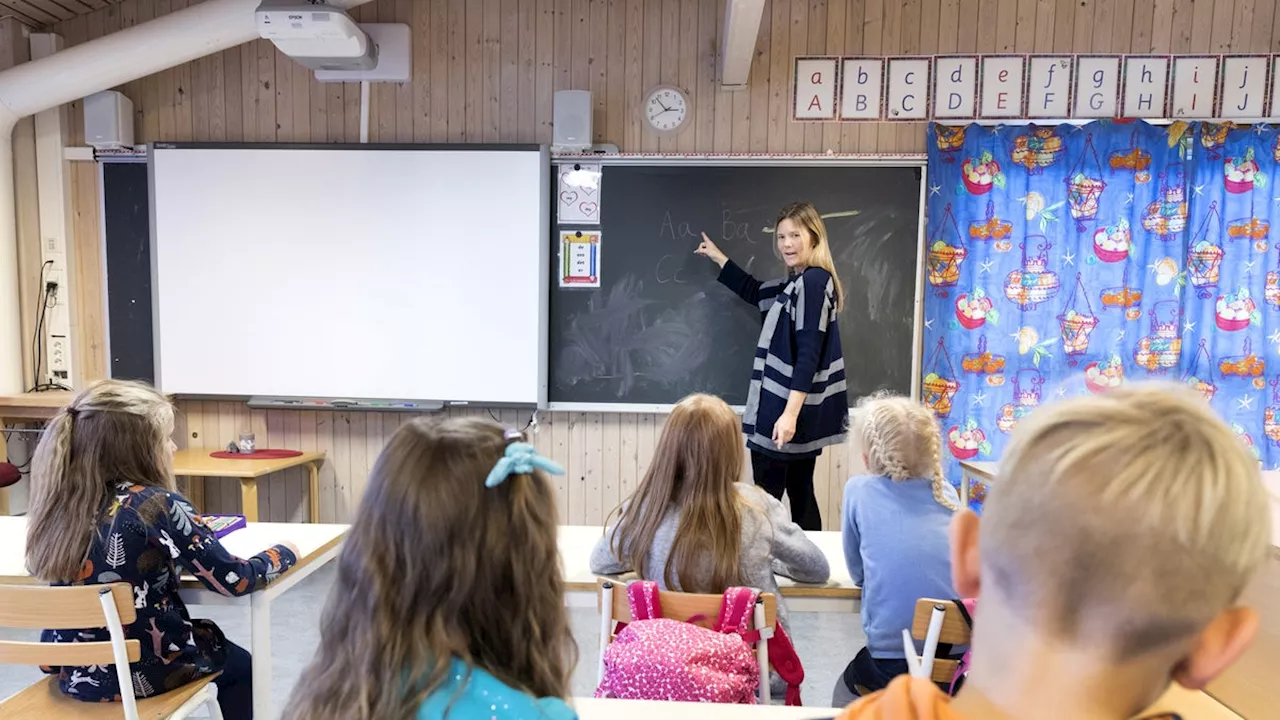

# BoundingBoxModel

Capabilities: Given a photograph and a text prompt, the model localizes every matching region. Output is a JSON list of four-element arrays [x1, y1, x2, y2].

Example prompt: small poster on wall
[[560, 230, 601, 288], [557, 163, 602, 224]]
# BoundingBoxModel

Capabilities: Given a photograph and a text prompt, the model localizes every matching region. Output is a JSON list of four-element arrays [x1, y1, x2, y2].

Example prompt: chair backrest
[[0, 583, 142, 720], [598, 578, 779, 631], [910, 598, 972, 684], [596, 579, 777, 703]]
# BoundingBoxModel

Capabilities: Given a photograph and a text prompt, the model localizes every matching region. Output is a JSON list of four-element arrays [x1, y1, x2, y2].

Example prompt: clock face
[[644, 86, 689, 134]]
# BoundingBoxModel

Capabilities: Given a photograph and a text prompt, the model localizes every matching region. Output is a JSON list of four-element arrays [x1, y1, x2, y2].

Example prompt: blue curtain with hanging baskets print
[[925, 120, 1280, 511]]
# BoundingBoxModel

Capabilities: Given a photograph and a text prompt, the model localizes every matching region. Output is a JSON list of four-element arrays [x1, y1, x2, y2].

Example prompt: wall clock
[[643, 85, 690, 135]]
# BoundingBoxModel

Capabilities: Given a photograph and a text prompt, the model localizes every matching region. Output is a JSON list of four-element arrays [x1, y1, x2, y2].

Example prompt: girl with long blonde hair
[[26, 380, 296, 718], [285, 417, 575, 720], [696, 201, 849, 530], [589, 393, 829, 625], [832, 394, 962, 705]]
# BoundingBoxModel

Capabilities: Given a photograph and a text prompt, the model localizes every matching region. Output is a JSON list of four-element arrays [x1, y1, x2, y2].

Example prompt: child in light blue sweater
[[833, 395, 962, 706]]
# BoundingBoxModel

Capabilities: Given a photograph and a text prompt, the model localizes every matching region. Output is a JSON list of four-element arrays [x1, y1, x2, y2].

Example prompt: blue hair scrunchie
[[484, 442, 564, 488]]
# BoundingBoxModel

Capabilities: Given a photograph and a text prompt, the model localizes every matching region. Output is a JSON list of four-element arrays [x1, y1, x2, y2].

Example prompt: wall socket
[[49, 334, 68, 373]]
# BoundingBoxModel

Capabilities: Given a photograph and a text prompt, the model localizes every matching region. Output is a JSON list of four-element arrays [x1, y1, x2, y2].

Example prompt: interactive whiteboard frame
[[149, 143, 550, 408], [548, 154, 928, 414]]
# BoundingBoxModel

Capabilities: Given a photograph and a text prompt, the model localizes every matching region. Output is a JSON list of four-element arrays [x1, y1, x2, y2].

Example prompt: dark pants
[[833, 646, 964, 704], [751, 451, 821, 530], [214, 640, 253, 718]]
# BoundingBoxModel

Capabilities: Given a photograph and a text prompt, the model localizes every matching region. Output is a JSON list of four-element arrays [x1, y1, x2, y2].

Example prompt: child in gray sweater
[[588, 393, 830, 626]]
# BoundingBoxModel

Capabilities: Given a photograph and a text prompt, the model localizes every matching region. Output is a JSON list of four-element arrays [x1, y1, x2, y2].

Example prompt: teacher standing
[[696, 201, 849, 530]]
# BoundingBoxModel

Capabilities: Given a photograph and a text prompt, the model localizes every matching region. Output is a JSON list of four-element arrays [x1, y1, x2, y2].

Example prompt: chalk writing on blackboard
[[760, 209, 861, 234], [555, 275, 712, 396]]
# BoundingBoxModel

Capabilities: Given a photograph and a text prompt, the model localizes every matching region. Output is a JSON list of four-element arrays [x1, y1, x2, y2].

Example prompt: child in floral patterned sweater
[[25, 380, 297, 718]]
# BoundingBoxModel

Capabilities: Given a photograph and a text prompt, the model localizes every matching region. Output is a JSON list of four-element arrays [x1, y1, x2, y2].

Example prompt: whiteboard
[[149, 145, 549, 405]]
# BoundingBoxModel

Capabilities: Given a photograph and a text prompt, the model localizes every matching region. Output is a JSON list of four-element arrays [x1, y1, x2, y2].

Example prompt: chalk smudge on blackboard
[[556, 275, 712, 397]]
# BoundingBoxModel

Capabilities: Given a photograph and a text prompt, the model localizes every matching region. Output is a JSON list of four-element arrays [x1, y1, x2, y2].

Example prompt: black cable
[[28, 265, 71, 393], [2, 429, 33, 472], [29, 285, 58, 393], [486, 408, 536, 433], [30, 261, 51, 390]]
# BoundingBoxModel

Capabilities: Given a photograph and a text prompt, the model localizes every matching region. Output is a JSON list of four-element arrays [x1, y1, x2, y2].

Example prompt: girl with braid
[[832, 394, 963, 705]]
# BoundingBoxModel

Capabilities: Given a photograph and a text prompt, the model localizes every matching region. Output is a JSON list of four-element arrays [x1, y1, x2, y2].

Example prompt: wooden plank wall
[[35, 0, 1280, 527]]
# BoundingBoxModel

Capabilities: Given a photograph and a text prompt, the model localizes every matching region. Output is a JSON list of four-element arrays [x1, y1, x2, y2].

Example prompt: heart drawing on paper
[[579, 201, 599, 217], [559, 190, 579, 206], [582, 186, 596, 196]]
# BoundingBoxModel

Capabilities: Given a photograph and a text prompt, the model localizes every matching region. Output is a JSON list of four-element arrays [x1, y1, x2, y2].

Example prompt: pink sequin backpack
[[595, 580, 803, 705]]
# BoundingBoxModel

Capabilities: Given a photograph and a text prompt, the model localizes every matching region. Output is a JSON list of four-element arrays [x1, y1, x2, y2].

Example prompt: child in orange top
[[837, 382, 1272, 719]]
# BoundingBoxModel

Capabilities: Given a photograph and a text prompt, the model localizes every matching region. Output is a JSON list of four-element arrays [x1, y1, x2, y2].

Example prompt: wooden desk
[[957, 460, 996, 507], [1141, 683, 1243, 719], [0, 391, 72, 421], [0, 515, 348, 719], [558, 525, 861, 613], [0, 392, 72, 515], [172, 449, 325, 523], [572, 685, 1236, 719]]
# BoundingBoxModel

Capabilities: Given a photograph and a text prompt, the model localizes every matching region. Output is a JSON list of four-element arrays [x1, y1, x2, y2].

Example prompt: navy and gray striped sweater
[[718, 260, 849, 458]]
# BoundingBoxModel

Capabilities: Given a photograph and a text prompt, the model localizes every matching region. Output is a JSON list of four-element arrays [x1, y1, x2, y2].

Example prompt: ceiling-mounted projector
[[255, 1, 377, 72]]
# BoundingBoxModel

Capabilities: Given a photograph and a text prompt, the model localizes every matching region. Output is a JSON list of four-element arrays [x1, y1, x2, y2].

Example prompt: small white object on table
[[558, 525, 860, 614], [0, 516, 348, 720]]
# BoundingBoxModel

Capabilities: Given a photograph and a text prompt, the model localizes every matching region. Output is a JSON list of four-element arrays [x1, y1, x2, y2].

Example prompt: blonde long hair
[[26, 380, 176, 583], [285, 417, 575, 720], [777, 202, 846, 312], [608, 394, 749, 592], [851, 394, 960, 512]]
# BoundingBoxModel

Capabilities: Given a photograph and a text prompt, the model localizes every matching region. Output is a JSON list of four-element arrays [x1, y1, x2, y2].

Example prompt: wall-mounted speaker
[[553, 90, 592, 151]]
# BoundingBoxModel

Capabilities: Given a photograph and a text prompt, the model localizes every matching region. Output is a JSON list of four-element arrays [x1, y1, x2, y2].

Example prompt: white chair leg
[[203, 692, 224, 720], [597, 581, 615, 686], [167, 683, 222, 720], [753, 600, 770, 705]]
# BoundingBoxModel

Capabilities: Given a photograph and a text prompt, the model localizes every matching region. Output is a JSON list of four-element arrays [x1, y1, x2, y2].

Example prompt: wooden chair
[[0, 583, 222, 720], [908, 598, 972, 686], [595, 578, 777, 703]]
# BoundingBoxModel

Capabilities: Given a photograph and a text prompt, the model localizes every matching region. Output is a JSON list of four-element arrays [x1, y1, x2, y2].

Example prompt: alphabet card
[[981, 56, 1026, 117], [557, 162, 602, 225], [1220, 56, 1268, 118], [1074, 56, 1121, 118], [1027, 56, 1072, 117], [934, 56, 977, 119], [1171, 57, 1219, 118], [1122, 56, 1169, 117], [841, 58, 884, 119], [560, 230, 601, 288], [1272, 57, 1280, 117], [794, 58, 838, 119], [887, 58, 931, 120]]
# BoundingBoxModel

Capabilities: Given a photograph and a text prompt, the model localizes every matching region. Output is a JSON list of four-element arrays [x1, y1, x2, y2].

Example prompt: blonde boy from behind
[[837, 382, 1273, 720]]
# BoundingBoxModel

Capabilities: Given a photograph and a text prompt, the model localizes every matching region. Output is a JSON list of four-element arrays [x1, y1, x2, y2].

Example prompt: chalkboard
[[102, 161, 154, 383], [549, 163, 923, 407]]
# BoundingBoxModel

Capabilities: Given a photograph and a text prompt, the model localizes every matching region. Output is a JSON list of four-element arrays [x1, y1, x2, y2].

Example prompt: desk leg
[[250, 591, 273, 719], [306, 462, 320, 523], [960, 470, 970, 508], [180, 475, 206, 514], [239, 478, 259, 522]]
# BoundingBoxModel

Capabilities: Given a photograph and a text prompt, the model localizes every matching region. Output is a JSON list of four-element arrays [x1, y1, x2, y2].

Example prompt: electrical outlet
[[49, 334, 68, 373]]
